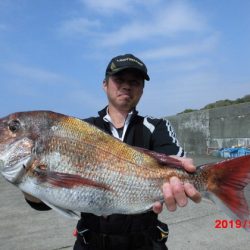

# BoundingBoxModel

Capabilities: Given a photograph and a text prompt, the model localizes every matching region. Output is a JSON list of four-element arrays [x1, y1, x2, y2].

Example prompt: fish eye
[[8, 119, 21, 133]]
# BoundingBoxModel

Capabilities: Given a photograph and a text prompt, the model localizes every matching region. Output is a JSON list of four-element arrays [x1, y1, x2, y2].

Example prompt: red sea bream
[[0, 111, 249, 230]]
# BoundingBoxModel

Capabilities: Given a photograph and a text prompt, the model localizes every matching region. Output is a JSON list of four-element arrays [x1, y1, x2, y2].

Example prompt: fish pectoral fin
[[42, 200, 80, 219], [35, 169, 110, 191]]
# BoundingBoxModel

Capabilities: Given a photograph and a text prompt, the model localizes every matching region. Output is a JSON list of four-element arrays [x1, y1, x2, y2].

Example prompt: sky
[[0, 0, 249, 119]]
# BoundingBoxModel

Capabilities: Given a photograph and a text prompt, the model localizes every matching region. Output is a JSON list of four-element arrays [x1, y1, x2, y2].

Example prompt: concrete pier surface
[[0, 155, 249, 250]]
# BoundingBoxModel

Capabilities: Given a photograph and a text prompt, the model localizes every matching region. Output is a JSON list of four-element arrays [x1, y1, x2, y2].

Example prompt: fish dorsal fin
[[134, 147, 183, 168]]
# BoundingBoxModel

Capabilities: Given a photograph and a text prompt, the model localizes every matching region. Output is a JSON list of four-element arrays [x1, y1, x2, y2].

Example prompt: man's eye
[[131, 80, 140, 85], [129, 80, 142, 86], [114, 78, 123, 84]]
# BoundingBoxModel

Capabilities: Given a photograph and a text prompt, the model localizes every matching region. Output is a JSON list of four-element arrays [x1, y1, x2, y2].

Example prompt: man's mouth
[[119, 92, 131, 97]]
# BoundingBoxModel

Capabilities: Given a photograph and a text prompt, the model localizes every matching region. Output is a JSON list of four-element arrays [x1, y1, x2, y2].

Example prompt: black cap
[[105, 54, 150, 81]]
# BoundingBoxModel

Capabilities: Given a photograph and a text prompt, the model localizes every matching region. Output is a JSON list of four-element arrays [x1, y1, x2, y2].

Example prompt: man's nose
[[121, 81, 132, 89]]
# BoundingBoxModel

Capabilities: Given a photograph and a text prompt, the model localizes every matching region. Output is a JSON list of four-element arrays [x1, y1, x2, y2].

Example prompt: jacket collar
[[98, 106, 138, 120]]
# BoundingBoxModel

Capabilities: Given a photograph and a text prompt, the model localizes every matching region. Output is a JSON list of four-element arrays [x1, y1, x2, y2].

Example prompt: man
[[73, 54, 201, 249], [25, 54, 201, 250]]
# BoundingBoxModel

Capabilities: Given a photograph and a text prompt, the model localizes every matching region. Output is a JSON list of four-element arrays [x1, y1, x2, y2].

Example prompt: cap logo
[[110, 62, 117, 71], [116, 57, 144, 67]]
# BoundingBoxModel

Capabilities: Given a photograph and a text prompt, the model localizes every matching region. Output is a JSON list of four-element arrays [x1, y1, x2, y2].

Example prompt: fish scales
[[24, 116, 167, 213]]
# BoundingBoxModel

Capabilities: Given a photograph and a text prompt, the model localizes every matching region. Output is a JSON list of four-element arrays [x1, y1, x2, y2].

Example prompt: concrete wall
[[166, 102, 250, 155]]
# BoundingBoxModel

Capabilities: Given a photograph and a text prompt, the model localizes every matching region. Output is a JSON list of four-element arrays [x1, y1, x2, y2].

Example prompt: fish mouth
[[1, 155, 31, 183], [0, 137, 34, 183]]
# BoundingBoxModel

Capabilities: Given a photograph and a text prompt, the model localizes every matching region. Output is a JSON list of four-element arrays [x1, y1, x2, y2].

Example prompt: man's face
[[103, 69, 144, 112]]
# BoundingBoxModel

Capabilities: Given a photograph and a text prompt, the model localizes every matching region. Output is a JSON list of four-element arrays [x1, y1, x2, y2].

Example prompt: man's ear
[[103, 79, 107, 92]]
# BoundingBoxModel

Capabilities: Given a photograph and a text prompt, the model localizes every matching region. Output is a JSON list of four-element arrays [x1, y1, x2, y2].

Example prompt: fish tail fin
[[204, 155, 250, 228]]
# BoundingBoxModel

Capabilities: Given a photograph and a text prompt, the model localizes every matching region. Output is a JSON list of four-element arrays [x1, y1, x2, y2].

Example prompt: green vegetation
[[180, 108, 198, 114], [178, 94, 250, 114]]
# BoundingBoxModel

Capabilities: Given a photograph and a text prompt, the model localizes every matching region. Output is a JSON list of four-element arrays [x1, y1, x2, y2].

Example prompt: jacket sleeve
[[144, 117, 185, 156], [25, 198, 51, 211]]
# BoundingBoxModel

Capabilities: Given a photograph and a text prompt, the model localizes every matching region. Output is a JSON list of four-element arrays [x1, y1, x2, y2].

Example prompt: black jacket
[[85, 107, 184, 156]]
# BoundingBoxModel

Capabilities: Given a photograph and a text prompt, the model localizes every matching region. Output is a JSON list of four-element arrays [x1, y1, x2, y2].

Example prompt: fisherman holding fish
[[76, 54, 202, 249], [26, 54, 201, 250], [1, 54, 250, 249], [14, 54, 196, 248]]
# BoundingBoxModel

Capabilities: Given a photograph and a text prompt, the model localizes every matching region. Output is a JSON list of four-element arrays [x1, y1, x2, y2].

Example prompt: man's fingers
[[162, 182, 176, 211], [156, 156, 202, 214], [184, 183, 202, 203], [162, 177, 202, 213], [152, 201, 163, 214], [163, 177, 188, 211], [169, 155, 196, 172], [169, 177, 188, 207]]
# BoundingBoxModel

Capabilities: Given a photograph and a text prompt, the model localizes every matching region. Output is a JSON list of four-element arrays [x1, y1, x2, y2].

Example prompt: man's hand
[[153, 156, 201, 214]]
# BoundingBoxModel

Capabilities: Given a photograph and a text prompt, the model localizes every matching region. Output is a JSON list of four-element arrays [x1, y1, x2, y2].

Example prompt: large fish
[[0, 111, 250, 228]]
